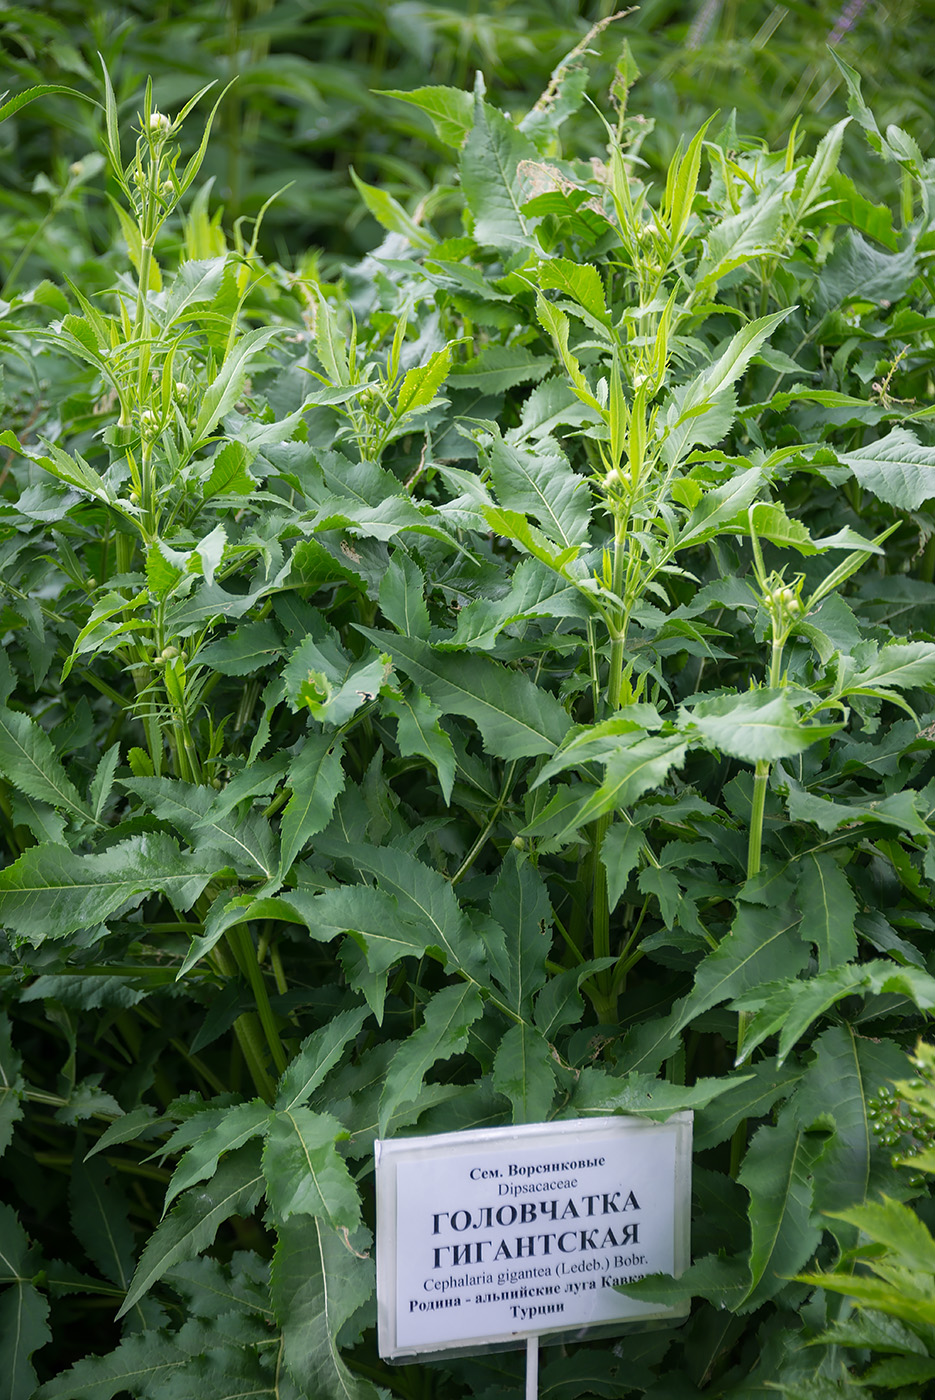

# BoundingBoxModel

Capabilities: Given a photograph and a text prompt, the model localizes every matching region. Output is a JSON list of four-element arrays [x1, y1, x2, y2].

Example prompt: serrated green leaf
[[276, 1006, 370, 1111], [460, 95, 537, 251], [451, 345, 553, 393], [687, 689, 840, 762], [118, 1145, 264, 1317], [121, 776, 277, 880], [676, 897, 807, 1034], [204, 440, 255, 498], [271, 1216, 381, 1400], [263, 1108, 360, 1230], [538, 258, 609, 323], [738, 1105, 831, 1309], [484, 429, 591, 548], [486, 849, 551, 1016], [381, 84, 473, 148], [163, 1100, 270, 1213], [191, 326, 281, 447], [378, 554, 430, 641], [395, 344, 452, 414], [70, 1155, 137, 1292], [796, 852, 857, 972], [35, 1324, 211, 1400], [492, 1022, 556, 1123], [0, 1016, 24, 1160], [0, 1282, 50, 1400], [280, 733, 345, 876], [838, 428, 935, 509], [358, 627, 570, 759], [0, 834, 222, 944], [0, 706, 92, 821], [197, 620, 282, 675], [379, 983, 484, 1135], [382, 687, 455, 803]]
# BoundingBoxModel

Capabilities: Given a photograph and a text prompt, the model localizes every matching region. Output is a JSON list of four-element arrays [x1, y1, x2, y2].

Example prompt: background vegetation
[[1, 2, 935, 1398]]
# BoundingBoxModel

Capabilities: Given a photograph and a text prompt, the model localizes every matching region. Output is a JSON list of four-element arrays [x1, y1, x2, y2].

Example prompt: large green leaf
[[263, 1109, 360, 1230], [484, 429, 591, 548], [486, 849, 551, 1016], [686, 689, 840, 762], [795, 853, 857, 971], [0, 705, 91, 822], [35, 1324, 216, 1400], [357, 628, 570, 759], [791, 1027, 907, 1225], [0, 1283, 50, 1400], [675, 896, 807, 1033], [737, 1106, 832, 1310], [492, 1022, 556, 1123], [271, 1216, 382, 1400], [118, 1145, 265, 1318], [460, 93, 537, 251], [838, 428, 935, 509], [378, 983, 484, 1136], [120, 776, 277, 880], [280, 733, 346, 875], [0, 835, 222, 944], [70, 1156, 137, 1292]]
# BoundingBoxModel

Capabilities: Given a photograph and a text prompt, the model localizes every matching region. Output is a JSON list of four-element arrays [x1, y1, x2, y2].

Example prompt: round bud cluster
[[159, 646, 180, 662], [868, 1082, 935, 1161], [140, 409, 160, 441], [767, 584, 801, 618], [69, 160, 84, 178], [603, 467, 623, 494], [173, 381, 190, 406], [149, 111, 171, 134]]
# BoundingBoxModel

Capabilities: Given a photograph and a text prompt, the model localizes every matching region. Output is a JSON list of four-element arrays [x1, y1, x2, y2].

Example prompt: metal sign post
[[375, 1113, 692, 1390]]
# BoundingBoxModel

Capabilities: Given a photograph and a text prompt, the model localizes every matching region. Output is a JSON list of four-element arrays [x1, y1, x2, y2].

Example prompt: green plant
[[1, 37, 935, 1400], [777, 1042, 935, 1398]]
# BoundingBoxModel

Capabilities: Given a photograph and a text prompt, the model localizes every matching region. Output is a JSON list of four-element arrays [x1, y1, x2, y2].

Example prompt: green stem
[[225, 924, 288, 1077], [210, 939, 276, 1101]]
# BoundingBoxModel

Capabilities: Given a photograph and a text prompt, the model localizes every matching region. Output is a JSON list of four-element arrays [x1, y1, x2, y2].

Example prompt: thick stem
[[225, 924, 287, 1077]]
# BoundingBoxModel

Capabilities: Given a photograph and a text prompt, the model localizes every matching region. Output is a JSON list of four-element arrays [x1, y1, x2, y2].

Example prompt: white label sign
[[375, 1114, 692, 1360]]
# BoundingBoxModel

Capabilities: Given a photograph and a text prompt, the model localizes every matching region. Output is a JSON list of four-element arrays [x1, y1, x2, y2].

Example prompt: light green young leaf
[[191, 325, 281, 447], [378, 983, 484, 1135], [686, 689, 841, 762], [349, 166, 433, 249], [538, 258, 609, 323], [380, 84, 474, 148], [395, 344, 452, 416], [460, 93, 537, 251], [796, 117, 850, 221]]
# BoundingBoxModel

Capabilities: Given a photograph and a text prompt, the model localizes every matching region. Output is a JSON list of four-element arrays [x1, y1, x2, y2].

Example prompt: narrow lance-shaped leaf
[[279, 733, 345, 876], [378, 983, 484, 1136], [117, 1144, 265, 1318]]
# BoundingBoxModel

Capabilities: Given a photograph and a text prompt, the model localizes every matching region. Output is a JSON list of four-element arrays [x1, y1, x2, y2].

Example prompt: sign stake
[[525, 1336, 539, 1400]]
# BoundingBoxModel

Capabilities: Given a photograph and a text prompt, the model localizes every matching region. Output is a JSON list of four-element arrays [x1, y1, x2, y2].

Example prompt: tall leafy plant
[[0, 40, 935, 1400]]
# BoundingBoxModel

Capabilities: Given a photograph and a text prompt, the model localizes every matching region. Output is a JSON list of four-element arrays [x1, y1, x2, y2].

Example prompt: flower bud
[[69, 160, 84, 178], [160, 646, 179, 661], [140, 409, 159, 440], [149, 111, 171, 134]]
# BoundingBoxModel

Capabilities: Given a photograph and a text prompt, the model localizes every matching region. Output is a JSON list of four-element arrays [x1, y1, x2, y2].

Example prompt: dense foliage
[[1, 16, 935, 1400]]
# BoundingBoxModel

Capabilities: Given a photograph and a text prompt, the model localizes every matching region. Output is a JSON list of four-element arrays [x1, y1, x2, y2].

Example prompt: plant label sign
[[375, 1113, 692, 1360]]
